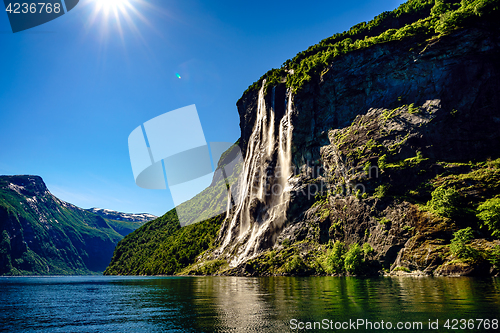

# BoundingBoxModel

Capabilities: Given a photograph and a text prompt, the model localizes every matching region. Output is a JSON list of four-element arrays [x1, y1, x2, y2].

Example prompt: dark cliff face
[[238, 27, 500, 166], [237, 83, 288, 159], [3, 175, 49, 197], [224, 24, 500, 276], [293, 27, 500, 165]]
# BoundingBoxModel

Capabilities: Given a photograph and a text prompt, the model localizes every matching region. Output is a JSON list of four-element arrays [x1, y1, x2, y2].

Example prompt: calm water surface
[[0, 276, 499, 332]]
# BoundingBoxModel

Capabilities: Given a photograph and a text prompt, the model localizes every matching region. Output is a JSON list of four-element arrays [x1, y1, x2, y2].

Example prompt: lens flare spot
[[176, 73, 182, 79]]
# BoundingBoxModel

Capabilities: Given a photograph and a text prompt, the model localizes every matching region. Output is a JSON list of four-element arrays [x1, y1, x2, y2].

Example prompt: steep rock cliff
[[204, 23, 500, 276], [105, 0, 500, 277]]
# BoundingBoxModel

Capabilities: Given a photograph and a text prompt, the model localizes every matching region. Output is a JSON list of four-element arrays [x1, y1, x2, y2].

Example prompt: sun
[[94, 0, 132, 17], [86, 0, 153, 40], [96, 0, 130, 13]]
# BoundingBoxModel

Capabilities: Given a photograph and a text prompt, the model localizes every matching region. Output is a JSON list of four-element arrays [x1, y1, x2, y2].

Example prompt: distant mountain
[[87, 208, 156, 223], [0, 175, 151, 276], [86, 208, 156, 238]]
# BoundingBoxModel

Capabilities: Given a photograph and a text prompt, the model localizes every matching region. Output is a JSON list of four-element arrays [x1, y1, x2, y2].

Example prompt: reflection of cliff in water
[[188, 277, 500, 331]]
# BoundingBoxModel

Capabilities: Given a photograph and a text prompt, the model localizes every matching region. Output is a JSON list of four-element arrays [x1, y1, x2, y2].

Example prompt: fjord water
[[0, 276, 499, 332]]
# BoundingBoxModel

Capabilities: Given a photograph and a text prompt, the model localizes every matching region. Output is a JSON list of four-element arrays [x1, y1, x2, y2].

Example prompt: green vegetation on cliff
[[323, 98, 500, 275], [477, 197, 500, 237], [244, 0, 499, 95], [237, 156, 500, 277]]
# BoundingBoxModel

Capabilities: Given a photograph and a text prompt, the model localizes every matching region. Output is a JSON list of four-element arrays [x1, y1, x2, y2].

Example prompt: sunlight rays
[[85, 0, 155, 42], [80, 0, 173, 71]]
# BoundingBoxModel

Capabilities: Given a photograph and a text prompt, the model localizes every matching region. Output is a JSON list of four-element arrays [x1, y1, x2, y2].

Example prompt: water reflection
[[0, 276, 498, 332], [188, 277, 500, 332]]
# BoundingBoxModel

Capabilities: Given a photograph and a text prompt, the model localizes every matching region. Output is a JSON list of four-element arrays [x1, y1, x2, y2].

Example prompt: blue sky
[[0, 0, 405, 216]]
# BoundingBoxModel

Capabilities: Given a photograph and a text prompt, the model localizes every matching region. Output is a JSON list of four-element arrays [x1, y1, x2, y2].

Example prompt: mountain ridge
[[0, 175, 150, 275], [87, 208, 156, 223]]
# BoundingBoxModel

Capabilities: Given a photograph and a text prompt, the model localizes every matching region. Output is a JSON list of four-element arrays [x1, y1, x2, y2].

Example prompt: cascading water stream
[[220, 81, 293, 267]]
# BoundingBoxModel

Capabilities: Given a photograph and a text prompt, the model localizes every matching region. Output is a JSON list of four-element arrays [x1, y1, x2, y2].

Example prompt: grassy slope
[[103, 211, 223, 275], [105, 219, 147, 237], [104, 141, 242, 275]]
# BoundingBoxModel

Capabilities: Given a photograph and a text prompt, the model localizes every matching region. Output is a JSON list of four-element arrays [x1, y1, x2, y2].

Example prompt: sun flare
[[86, 0, 153, 41], [93, 0, 131, 17], [96, 0, 130, 13]]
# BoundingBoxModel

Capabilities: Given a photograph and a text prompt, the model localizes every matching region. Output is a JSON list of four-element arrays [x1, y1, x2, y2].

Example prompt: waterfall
[[219, 81, 293, 267]]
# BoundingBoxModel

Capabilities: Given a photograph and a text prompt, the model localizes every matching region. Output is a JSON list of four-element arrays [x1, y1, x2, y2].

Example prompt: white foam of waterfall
[[220, 82, 293, 267]]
